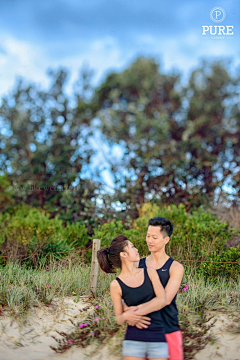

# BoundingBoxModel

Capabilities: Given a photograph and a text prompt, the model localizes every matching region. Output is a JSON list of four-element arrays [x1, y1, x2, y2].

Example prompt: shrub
[[200, 247, 240, 280], [0, 205, 89, 266], [93, 203, 240, 278]]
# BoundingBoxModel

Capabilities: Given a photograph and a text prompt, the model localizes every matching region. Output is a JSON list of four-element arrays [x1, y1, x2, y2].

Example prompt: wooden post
[[90, 239, 101, 294]]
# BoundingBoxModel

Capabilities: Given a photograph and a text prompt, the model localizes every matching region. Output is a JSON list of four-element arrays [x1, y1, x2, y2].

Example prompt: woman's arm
[[110, 280, 144, 325], [134, 268, 167, 316]]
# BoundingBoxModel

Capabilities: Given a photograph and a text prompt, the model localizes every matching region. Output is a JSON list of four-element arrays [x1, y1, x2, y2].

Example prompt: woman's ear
[[120, 251, 127, 259]]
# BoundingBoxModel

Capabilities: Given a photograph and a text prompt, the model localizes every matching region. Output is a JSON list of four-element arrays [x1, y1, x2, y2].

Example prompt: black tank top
[[139, 257, 180, 334], [116, 268, 166, 342]]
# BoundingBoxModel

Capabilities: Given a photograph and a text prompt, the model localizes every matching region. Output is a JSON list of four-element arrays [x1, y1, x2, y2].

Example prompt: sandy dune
[[0, 299, 239, 360], [0, 297, 119, 360], [195, 313, 240, 360]]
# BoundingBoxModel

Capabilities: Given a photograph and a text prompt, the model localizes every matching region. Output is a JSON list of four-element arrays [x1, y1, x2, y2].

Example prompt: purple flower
[[94, 317, 99, 322], [0, 276, 3, 279], [79, 324, 84, 328], [94, 305, 99, 309], [183, 288, 186, 291], [102, 317, 105, 320], [68, 340, 73, 344], [90, 332, 94, 336], [6, 289, 10, 291], [39, 290, 42, 293], [83, 323, 88, 327]]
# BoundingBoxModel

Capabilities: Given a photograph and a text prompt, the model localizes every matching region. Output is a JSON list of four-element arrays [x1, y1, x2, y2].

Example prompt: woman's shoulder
[[110, 279, 122, 295], [110, 278, 120, 288]]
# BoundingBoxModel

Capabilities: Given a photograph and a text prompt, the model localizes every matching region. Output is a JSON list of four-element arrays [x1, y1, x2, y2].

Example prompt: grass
[[0, 259, 116, 315], [0, 260, 239, 359]]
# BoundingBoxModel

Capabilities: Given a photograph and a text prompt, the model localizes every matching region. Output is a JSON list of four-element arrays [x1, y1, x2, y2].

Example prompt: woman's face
[[124, 241, 140, 262]]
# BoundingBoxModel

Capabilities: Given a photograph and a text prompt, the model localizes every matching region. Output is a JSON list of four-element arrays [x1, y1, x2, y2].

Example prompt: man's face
[[146, 225, 169, 253]]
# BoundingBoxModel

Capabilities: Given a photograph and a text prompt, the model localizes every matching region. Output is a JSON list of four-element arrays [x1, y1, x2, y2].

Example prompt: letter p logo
[[210, 7, 226, 23], [214, 10, 221, 19]]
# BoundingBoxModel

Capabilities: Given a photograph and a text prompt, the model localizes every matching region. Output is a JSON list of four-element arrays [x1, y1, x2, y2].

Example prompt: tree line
[[0, 57, 240, 231]]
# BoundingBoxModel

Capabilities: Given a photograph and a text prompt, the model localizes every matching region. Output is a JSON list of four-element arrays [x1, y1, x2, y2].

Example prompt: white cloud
[[0, 34, 50, 98], [0, 30, 239, 101], [0, 34, 127, 99]]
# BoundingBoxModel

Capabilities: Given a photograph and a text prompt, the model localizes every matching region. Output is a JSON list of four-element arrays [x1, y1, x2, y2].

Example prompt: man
[[125, 217, 184, 360]]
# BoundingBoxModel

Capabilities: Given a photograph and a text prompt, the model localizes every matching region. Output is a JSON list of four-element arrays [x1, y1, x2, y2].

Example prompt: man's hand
[[123, 308, 146, 324], [124, 306, 151, 328], [128, 316, 151, 328]]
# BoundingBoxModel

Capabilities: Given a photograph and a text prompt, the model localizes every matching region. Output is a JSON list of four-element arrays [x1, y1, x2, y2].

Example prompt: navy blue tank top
[[116, 268, 166, 342], [139, 257, 180, 334]]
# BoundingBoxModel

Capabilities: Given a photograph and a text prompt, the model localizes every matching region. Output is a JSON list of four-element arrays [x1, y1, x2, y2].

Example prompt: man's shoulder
[[170, 260, 184, 274]]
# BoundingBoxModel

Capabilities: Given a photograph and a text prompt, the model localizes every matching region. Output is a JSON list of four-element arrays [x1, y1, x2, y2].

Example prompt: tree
[[92, 57, 182, 218], [180, 60, 240, 207], [0, 69, 99, 225], [92, 57, 240, 215]]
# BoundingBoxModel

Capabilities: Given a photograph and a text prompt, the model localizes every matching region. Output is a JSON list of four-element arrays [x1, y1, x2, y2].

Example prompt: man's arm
[[131, 261, 184, 328], [165, 261, 184, 305], [134, 267, 167, 316]]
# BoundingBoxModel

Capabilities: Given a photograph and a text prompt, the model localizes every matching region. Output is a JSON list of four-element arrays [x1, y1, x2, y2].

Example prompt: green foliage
[[200, 247, 240, 280], [0, 174, 14, 212], [93, 58, 240, 217], [0, 205, 89, 266], [1, 202, 239, 279], [94, 203, 240, 278], [61, 222, 89, 248], [1, 58, 240, 223], [0, 70, 99, 225]]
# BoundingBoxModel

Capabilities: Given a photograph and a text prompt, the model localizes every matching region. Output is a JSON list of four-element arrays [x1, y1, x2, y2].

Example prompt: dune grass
[[0, 260, 239, 359]]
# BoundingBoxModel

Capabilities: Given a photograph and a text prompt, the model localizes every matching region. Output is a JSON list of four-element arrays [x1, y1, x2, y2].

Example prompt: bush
[[200, 247, 240, 280], [1, 202, 239, 278], [93, 203, 240, 278], [0, 205, 89, 266]]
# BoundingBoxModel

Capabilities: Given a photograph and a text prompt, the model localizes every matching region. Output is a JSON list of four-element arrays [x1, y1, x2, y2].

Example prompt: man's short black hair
[[148, 217, 173, 237]]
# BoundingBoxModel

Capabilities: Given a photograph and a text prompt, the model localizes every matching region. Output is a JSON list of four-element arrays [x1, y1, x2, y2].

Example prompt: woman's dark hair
[[97, 234, 129, 273], [148, 217, 173, 237]]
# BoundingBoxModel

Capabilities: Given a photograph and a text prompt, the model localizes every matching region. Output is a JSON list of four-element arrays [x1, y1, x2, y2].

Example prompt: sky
[[0, 0, 239, 99]]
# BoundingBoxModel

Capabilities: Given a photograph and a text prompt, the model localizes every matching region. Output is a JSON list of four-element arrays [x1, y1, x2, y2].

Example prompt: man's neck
[[148, 249, 169, 266]]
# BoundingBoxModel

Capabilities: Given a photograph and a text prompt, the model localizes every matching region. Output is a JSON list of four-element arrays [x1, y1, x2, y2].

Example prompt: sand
[[0, 297, 120, 360], [0, 299, 239, 360], [194, 313, 240, 360]]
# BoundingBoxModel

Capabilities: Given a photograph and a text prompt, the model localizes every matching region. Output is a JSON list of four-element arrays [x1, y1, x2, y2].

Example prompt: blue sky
[[0, 0, 239, 98]]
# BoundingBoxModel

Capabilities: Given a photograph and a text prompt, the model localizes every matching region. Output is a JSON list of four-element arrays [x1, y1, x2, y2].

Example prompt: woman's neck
[[120, 261, 138, 277]]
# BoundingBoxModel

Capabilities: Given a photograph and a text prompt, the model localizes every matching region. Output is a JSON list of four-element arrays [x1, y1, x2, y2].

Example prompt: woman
[[97, 234, 169, 360]]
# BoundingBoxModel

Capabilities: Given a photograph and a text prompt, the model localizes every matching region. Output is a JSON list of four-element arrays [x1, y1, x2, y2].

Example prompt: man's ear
[[164, 236, 170, 245]]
